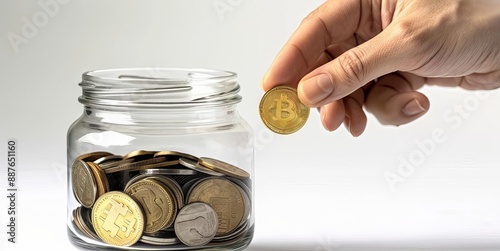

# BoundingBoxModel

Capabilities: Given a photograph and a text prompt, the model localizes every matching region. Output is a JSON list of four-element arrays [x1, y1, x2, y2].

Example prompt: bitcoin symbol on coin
[[259, 86, 310, 134], [125, 179, 176, 233], [136, 189, 163, 228], [272, 93, 297, 122]]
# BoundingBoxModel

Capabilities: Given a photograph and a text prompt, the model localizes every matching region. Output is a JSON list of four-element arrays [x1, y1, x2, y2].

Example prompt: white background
[[1, 1, 500, 250]]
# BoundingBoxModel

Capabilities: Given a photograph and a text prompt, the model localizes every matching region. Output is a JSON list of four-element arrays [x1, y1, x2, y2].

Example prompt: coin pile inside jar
[[71, 150, 252, 248]]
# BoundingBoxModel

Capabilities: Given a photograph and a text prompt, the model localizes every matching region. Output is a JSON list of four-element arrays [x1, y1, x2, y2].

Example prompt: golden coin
[[92, 191, 144, 247], [125, 179, 177, 233], [104, 156, 167, 174], [87, 162, 110, 197], [124, 175, 184, 210], [179, 157, 224, 177], [187, 177, 246, 236], [123, 150, 157, 161], [144, 176, 185, 210], [72, 160, 97, 208], [76, 151, 113, 162], [198, 157, 249, 179], [259, 85, 310, 134]]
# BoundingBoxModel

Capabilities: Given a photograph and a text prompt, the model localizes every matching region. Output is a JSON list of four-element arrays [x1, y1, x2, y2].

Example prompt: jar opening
[[79, 68, 241, 109]]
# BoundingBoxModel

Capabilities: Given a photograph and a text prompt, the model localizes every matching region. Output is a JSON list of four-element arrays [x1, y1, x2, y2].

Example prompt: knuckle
[[336, 50, 367, 86]]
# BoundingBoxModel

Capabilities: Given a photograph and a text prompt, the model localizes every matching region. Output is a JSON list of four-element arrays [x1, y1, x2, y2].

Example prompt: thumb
[[297, 31, 402, 108]]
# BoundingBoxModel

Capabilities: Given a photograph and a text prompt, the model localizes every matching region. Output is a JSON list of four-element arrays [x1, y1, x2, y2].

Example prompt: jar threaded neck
[[79, 68, 241, 110]]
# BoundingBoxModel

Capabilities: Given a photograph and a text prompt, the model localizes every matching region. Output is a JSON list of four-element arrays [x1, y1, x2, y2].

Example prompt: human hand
[[261, 0, 500, 136]]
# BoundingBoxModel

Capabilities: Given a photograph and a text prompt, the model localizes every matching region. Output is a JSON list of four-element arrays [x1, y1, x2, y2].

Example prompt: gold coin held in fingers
[[92, 191, 144, 247], [259, 85, 309, 134]]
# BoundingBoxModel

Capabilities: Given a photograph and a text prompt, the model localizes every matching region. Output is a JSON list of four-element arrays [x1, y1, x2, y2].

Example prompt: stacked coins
[[71, 150, 252, 248]]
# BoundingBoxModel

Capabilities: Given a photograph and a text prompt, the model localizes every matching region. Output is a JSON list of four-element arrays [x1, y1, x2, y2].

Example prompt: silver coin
[[141, 168, 197, 176], [174, 202, 218, 247], [140, 230, 180, 245], [179, 158, 224, 177]]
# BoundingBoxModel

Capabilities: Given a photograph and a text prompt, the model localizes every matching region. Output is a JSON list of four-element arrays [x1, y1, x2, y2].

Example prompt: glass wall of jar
[[67, 68, 254, 250]]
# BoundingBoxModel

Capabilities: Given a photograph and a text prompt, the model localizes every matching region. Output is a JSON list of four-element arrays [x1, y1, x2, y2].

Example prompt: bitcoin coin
[[92, 191, 144, 247], [125, 174, 184, 210], [199, 157, 249, 179], [125, 179, 177, 233], [72, 160, 97, 208], [187, 177, 246, 236], [145, 176, 185, 210], [259, 85, 310, 134], [174, 202, 218, 247]]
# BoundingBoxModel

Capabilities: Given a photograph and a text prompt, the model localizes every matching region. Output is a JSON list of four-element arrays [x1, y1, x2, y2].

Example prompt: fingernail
[[403, 99, 426, 116], [300, 74, 333, 105]]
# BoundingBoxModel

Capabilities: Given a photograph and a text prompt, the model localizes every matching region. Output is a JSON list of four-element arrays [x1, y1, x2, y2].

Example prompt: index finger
[[261, 0, 362, 91]]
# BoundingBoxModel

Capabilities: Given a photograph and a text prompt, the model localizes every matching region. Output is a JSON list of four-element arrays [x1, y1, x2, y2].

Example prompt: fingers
[[320, 88, 367, 137], [343, 89, 367, 137], [261, 0, 362, 91], [365, 73, 430, 126], [297, 29, 401, 108], [319, 100, 345, 132]]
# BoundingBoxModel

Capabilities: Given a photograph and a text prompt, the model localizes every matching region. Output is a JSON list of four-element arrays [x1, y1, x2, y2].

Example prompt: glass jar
[[67, 68, 254, 250]]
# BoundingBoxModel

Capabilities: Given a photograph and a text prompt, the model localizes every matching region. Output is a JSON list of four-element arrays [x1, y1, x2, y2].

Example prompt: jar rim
[[82, 67, 237, 84], [79, 68, 241, 109]]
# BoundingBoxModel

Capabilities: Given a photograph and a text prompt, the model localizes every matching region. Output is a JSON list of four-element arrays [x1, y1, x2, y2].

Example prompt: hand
[[262, 0, 500, 136]]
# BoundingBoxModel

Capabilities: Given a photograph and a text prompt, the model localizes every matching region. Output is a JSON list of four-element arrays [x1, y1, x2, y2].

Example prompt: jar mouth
[[79, 68, 241, 109]]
